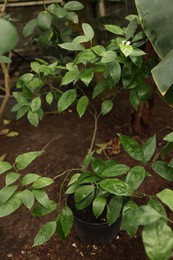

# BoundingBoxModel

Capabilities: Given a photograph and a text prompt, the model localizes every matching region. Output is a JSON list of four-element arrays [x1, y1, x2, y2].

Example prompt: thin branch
[[0, 0, 8, 17]]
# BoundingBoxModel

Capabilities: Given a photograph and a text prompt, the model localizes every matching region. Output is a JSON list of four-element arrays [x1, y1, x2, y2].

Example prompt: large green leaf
[[57, 206, 73, 238], [0, 194, 22, 217], [142, 221, 173, 260], [0, 161, 12, 174], [15, 151, 43, 170], [0, 185, 18, 205], [92, 195, 106, 218], [157, 189, 173, 212], [126, 166, 146, 192], [152, 161, 173, 181], [135, 0, 173, 98], [58, 89, 77, 113], [99, 179, 132, 196], [33, 221, 57, 246], [107, 196, 122, 226]]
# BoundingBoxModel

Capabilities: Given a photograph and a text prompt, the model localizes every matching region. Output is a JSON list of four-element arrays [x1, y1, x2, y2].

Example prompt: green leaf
[[48, 4, 67, 18], [152, 161, 173, 181], [91, 45, 106, 56], [101, 164, 129, 177], [100, 51, 117, 63], [74, 49, 97, 65], [59, 42, 84, 51], [99, 179, 132, 196], [64, 1, 84, 11], [76, 96, 89, 117], [142, 135, 156, 162], [142, 221, 173, 260], [57, 206, 73, 238], [17, 105, 30, 120], [92, 196, 106, 218], [148, 199, 167, 217], [0, 185, 18, 205], [0, 193, 22, 217], [107, 60, 121, 85], [136, 205, 162, 226], [27, 110, 39, 127], [32, 200, 57, 217], [119, 134, 144, 162], [16, 73, 34, 89], [32, 189, 52, 209], [58, 89, 77, 113], [33, 221, 57, 246], [20, 189, 34, 209], [107, 196, 122, 225], [82, 23, 94, 41], [126, 166, 146, 192], [104, 24, 124, 36], [83, 152, 94, 169], [0, 56, 11, 63], [37, 11, 52, 31], [0, 161, 12, 174], [80, 68, 94, 87], [0, 18, 19, 54], [61, 69, 79, 86], [78, 172, 100, 184], [5, 172, 20, 186], [23, 19, 38, 37], [46, 92, 53, 105], [15, 151, 43, 170], [163, 132, 173, 142], [65, 11, 79, 24], [130, 89, 140, 111], [93, 81, 107, 98], [32, 177, 54, 189], [75, 191, 94, 210], [73, 35, 89, 44], [157, 189, 173, 212], [74, 185, 94, 204], [101, 100, 113, 115], [21, 173, 40, 186], [31, 97, 42, 112], [125, 18, 138, 40], [120, 44, 133, 57], [67, 173, 81, 187]]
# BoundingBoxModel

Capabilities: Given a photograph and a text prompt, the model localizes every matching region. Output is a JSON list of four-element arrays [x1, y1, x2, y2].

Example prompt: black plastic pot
[[73, 214, 121, 245]]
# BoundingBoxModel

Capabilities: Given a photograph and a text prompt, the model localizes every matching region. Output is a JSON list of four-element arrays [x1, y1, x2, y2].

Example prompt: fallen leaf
[[0, 128, 10, 135], [3, 119, 11, 125], [6, 131, 19, 137], [96, 137, 121, 156], [0, 154, 7, 161]]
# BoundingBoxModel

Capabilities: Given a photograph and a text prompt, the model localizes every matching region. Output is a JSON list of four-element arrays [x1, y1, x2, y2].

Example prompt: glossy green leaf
[[83, 152, 94, 169], [136, 205, 162, 226], [32, 177, 54, 189], [61, 69, 79, 86], [27, 110, 39, 127], [20, 189, 34, 209], [120, 44, 133, 57], [101, 100, 113, 115], [91, 45, 106, 56], [107, 196, 122, 225], [76, 96, 89, 117], [80, 68, 94, 87], [0, 185, 18, 205], [82, 23, 94, 41], [0, 18, 19, 54], [31, 97, 42, 112], [45, 92, 53, 105], [0, 161, 12, 174], [58, 89, 77, 113], [5, 172, 20, 186], [78, 172, 100, 184], [99, 179, 132, 196], [119, 134, 144, 162], [16, 73, 34, 89], [152, 161, 173, 181], [23, 19, 38, 37], [157, 189, 173, 212], [101, 164, 129, 177], [59, 42, 84, 51], [163, 132, 173, 142], [48, 4, 67, 18], [74, 49, 97, 65], [92, 195, 106, 218], [73, 35, 89, 44], [107, 60, 121, 84], [32, 200, 57, 217], [33, 221, 57, 246], [0, 194, 22, 217], [148, 199, 167, 218], [64, 1, 84, 11], [142, 221, 173, 260], [21, 173, 40, 186], [37, 11, 52, 31], [100, 50, 117, 63], [130, 88, 140, 111], [126, 166, 146, 192], [125, 18, 138, 40], [142, 135, 156, 162], [104, 24, 124, 36], [67, 173, 81, 187], [15, 151, 43, 170], [92, 81, 107, 98], [65, 11, 79, 24], [75, 191, 94, 210], [17, 105, 30, 120], [74, 185, 94, 204], [57, 206, 73, 238], [0, 56, 11, 63], [32, 189, 52, 209]]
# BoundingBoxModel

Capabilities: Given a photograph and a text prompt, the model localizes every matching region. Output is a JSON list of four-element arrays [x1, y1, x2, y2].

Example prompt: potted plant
[[1, 1, 173, 259]]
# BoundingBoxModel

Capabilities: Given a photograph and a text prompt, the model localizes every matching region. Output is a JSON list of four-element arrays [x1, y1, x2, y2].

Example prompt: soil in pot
[[67, 195, 121, 246]]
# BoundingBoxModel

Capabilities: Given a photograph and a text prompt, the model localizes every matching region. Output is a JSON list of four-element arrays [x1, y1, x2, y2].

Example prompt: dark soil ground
[[0, 91, 173, 260]]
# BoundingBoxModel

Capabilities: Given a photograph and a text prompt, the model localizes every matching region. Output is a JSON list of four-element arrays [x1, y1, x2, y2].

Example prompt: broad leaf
[[20, 189, 34, 209], [142, 221, 173, 260], [46, 92, 53, 105], [5, 172, 20, 186], [120, 44, 133, 57], [0, 194, 22, 217], [32, 177, 54, 189], [31, 97, 42, 112], [152, 161, 173, 181], [126, 166, 146, 192], [76, 96, 89, 117], [101, 164, 129, 177], [100, 50, 117, 63], [83, 152, 94, 169], [104, 24, 124, 36], [82, 23, 94, 41], [23, 19, 38, 37], [0, 185, 18, 205], [74, 185, 94, 204], [163, 132, 173, 142], [27, 110, 39, 127], [33, 221, 57, 246], [99, 179, 132, 196], [21, 173, 40, 186], [64, 1, 84, 11], [157, 189, 173, 212], [59, 42, 84, 51], [48, 4, 67, 18], [142, 135, 156, 162], [101, 100, 113, 115], [15, 151, 43, 170], [32, 200, 57, 217], [32, 189, 52, 209], [125, 18, 138, 40], [107, 196, 122, 225], [75, 191, 94, 210], [58, 89, 77, 112], [37, 11, 52, 31], [92, 195, 106, 218], [61, 69, 79, 86], [0, 56, 11, 63], [57, 206, 73, 238], [80, 68, 94, 87], [0, 161, 12, 174]]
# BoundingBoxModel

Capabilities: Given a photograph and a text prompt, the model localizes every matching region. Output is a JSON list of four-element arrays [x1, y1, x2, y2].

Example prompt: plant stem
[[88, 111, 100, 153], [0, 0, 8, 17]]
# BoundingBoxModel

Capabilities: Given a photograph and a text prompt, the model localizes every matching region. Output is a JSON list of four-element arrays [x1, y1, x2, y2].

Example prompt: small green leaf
[[130, 89, 140, 111], [0, 56, 11, 63], [20, 189, 34, 209], [80, 68, 94, 87], [46, 92, 53, 105], [125, 18, 138, 40], [152, 161, 173, 181], [57, 206, 73, 238], [119, 134, 144, 162], [58, 89, 77, 113], [27, 110, 39, 127], [0, 193, 22, 217], [142, 221, 173, 260], [33, 221, 57, 247], [67, 173, 81, 187], [37, 11, 52, 31], [82, 23, 94, 41], [32, 177, 54, 189], [0, 185, 18, 205], [5, 172, 20, 186], [101, 164, 129, 177], [126, 166, 146, 192], [59, 42, 84, 51], [142, 135, 156, 162], [107, 196, 122, 225], [76, 96, 89, 117], [100, 51, 117, 63], [99, 179, 132, 196], [83, 152, 94, 169], [65, 11, 79, 24], [120, 43, 133, 57], [32, 201, 57, 217], [148, 199, 167, 217], [48, 4, 67, 18], [104, 24, 124, 36], [91, 45, 106, 56], [101, 100, 113, 115], [74, 185, 94, 204], [23, 19, 38, 37], [157, 189, 173, 212], [31, 97, 42, 112], [17, 105, 30, 120], [21, 173, 40, 186], [73, 35, 89, 44], [0, 161, 12, 174], [75, 191, 94, 210], [32, 189, 51, 209], [64, 1, 84, 11], [15, 151, 43, 170], [92, 196, 106, 218], [163, 132, 173, 142], [61, 69, 79, 86]]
